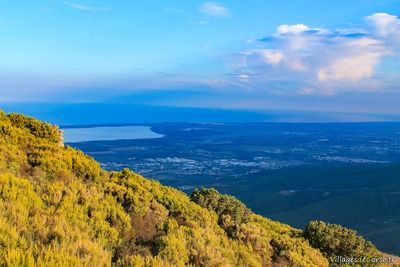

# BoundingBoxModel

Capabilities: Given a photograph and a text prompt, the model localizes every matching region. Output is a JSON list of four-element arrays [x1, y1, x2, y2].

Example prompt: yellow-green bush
[[0, 111, 394, 266]]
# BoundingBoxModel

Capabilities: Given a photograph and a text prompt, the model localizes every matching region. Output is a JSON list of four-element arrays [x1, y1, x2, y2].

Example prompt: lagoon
[[62, 126, 164, 143]]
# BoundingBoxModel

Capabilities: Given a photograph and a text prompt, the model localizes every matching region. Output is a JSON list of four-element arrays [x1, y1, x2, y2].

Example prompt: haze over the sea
[[1, 1, 400, 121]]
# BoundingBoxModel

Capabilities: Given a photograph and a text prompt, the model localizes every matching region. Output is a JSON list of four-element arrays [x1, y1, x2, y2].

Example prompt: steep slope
[[0, 111, 395, 266]]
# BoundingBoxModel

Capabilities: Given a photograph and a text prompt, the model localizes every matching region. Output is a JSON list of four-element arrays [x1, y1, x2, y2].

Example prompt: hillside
[[0, 111, 397, 266]]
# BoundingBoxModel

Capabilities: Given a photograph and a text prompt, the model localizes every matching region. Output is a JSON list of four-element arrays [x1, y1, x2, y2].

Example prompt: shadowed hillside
[[0, 110, 397, 266]]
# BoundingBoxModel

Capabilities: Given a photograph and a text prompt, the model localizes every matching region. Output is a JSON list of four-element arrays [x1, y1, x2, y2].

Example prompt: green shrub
[[190, 188, 251, 236], [304, 221, 382, 266]]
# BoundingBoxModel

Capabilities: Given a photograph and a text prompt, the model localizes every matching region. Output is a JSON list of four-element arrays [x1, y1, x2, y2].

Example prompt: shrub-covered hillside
[[0, 111, 396, 266]]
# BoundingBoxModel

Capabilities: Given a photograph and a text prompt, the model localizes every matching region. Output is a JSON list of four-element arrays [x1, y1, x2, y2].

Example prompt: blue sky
[[0, 1, 400, 117]]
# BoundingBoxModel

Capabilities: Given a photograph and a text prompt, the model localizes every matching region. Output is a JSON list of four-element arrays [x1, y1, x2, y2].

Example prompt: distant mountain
[[0, 110, 397, 266]]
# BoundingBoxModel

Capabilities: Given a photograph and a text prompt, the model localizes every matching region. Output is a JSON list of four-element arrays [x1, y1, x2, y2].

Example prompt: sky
[[0, 0, 400, 119]]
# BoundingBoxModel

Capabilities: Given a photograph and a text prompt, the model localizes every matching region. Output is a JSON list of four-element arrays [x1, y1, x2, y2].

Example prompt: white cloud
[[232, 13, 400, 95], [277, 24, 309, 34], [243, 49, 283, 64], [366, 13, 400, 37], [200, 2, 230, 17], [317, 38, 385, 82], [243, 50, 283, 64], [64, 1, 111, 12], [366, 13, 400, 49], [260, 50, 283, 64]]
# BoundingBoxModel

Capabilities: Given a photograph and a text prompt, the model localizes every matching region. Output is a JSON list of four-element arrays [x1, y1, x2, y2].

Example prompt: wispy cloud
[[64, 1, 111, 12], [200, 2, 230, 17], [230, 13, 400, 95]]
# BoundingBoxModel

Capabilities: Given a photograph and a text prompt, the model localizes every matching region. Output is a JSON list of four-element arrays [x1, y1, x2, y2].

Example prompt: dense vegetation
[[0, 111, 396, 266], [304, 221, 386, 266]]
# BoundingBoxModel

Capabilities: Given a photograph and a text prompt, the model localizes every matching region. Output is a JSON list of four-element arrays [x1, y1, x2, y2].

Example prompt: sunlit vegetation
[[304, 221, 382, 266], [0, 110, 395, 266]]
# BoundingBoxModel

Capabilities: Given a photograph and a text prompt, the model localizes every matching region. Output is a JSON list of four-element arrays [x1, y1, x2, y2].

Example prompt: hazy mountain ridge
[[0, 110, 397, 266]]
